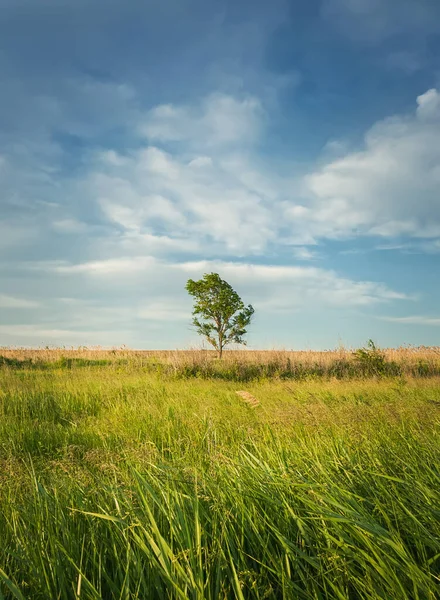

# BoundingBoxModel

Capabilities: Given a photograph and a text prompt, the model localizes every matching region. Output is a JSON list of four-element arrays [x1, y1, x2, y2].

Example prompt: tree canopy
[[185, 273, 254, 358]]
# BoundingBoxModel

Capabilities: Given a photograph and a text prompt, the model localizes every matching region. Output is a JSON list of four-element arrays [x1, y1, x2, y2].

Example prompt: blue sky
[[1, 0, 439, 349]]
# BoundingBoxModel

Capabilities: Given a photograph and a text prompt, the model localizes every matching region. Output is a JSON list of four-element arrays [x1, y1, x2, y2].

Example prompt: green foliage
[[0, 369, 439, 598], [0, 355, 32, 368], [55, 356, 113, 369], [186, 273, 254, 357], [354, 339, 389, 376], [414, 359, 432, 377]]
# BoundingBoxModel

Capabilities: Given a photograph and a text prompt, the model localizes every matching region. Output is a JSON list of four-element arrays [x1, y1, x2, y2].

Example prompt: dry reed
[[1, 345, 439, 365]]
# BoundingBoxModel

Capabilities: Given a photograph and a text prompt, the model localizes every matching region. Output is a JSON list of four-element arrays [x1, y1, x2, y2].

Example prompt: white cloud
[[0, 254, 411, 348], [137, 301, 189, 321], [381, 315, 440, 326], [0, 325, 89, 339], [116, 232, 200, 254], [0, 324, 126, 346], [55, 256, 157, 275], [49, 255, 408, 310], [188, 156, 213, 168], [3, 85, 440, 269], [52, 218, 90, 234], [291, 247, 319, 260], [140, 93, 263, 148], [0, 85, 437, 349], [300, 88, 440, 241], [53, 299, 187, 325], [0, 294, 39, 308], [91, 142, 276, 254], [178, 260, 409, 308], [84, 88, 440, 257], [416, 88, 440, 120]]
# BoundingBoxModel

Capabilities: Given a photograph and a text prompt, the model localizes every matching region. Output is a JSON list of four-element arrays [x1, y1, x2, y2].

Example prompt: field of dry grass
[[2, 344, 439, 380], [1, 344, 439, 363]]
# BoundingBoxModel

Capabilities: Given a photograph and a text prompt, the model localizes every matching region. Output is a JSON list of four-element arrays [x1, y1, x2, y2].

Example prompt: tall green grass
[[0, 367, 439, 598]]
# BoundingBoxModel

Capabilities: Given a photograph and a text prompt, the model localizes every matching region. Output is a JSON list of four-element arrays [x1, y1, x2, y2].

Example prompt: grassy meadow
[[0, 347, 440, 598]]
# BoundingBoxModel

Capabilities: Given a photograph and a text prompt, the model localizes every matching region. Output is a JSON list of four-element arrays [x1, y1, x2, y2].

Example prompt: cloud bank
[[1, 79, 438, 347]]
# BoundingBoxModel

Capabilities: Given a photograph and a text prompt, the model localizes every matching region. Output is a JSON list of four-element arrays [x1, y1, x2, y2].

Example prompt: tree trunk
[[218, 345, 223, 359]]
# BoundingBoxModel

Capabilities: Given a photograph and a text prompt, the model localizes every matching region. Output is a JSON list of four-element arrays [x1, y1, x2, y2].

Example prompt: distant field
[[0, 354, 439, 598], [1, 345, 440, 380]]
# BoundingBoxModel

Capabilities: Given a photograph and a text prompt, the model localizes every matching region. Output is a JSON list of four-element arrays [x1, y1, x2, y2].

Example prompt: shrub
[[353, 340, 387, 376], [0, 355, 32, 368]]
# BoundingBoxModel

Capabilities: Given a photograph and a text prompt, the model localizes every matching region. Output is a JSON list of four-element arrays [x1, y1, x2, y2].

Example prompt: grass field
[[1, 350, 440, 598], [2, 344, 440, 379]]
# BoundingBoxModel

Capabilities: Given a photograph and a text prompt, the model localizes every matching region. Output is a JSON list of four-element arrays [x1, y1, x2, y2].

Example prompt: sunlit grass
[[1, 344, 440, 380], [0, 366, 439, 598]]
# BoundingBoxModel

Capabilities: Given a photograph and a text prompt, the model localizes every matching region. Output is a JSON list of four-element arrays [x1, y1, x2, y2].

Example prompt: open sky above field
[[1, 0, 439, 349]]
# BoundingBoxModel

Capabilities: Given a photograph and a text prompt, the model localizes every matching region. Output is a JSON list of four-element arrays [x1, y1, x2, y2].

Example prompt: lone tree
[[186, 272, 254, 358]]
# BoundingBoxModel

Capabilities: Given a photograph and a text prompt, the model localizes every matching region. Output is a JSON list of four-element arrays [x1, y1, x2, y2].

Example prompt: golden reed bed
[[1, 345, 439, 368]]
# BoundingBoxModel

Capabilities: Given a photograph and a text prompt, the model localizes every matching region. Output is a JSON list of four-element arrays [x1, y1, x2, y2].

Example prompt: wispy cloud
[[86, 88, 440, 259], [291, 247, 319, 261], [3, 86, 440, 267], [380, 315, 440, 326], [91, 143, 277, 254], [54, 256, 157, 275], [46, 255, 409, 309], [0, 325, 88, 339], [140, 93, 264, 148], [137, 302, 189, 321], [0, 324, 126, 346], [0, 294, 39, 308]]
